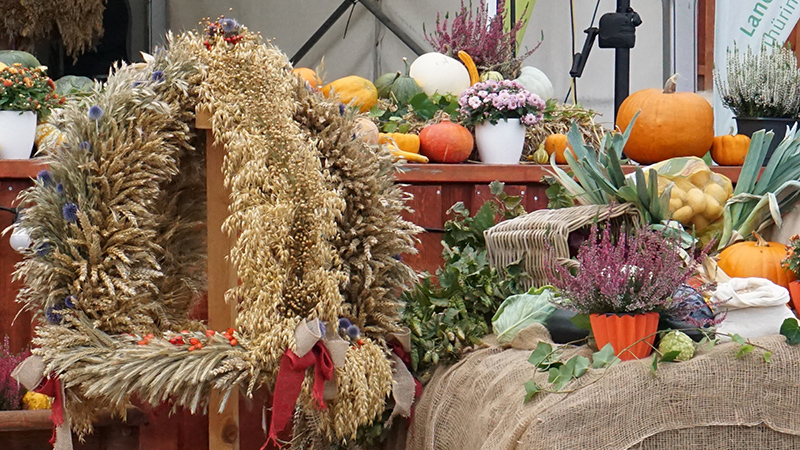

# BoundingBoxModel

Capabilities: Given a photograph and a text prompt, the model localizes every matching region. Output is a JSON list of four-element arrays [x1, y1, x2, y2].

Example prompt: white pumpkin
[[409, 52, 471, 97], [515, 66, 554, 100]]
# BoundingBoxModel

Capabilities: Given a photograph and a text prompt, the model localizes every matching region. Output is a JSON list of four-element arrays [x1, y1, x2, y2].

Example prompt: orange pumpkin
[[379, 132, 420, 154], [717, 232, 796, 289], [616, 74, 713, 165], [544, 133, 575, 164], [292, 67, 322, 89], [711, 134, 750, 166], [419, 119, 474, 163]]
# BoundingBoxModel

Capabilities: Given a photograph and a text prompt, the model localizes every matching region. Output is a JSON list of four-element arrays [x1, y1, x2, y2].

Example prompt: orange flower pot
[[590, 312, 659, 361], [790, 281, 800, 315]]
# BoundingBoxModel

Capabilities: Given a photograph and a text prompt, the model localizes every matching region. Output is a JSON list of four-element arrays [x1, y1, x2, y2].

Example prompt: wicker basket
[[484, 204, 640, 290]]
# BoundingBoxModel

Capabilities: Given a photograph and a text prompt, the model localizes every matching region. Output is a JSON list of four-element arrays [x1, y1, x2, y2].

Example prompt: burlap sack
[[404, 324, 800, 450]]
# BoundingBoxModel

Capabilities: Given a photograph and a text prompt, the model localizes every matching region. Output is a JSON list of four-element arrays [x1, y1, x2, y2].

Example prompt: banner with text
[[714, 0, 800, 134]]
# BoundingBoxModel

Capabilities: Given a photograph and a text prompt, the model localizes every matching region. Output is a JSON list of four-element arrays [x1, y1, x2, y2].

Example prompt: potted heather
[[782, 234, 800, 312], [715, 45, 800, 164], [0, 60, 61, 159], [458, 79, 545, 164], [546, 224, 700, 360]]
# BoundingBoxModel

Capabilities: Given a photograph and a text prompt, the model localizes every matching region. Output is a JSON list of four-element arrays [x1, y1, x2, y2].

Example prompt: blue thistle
[[338, 103, 346, 115], [62, 203, 79, 223], [56, 183, 64, 195], [79, 141, 91, 151], [64, 295, 76, 308], [392, 254, 402, 261], [346, 324, 361, 339], [338, 318, 351, 329], [151, 70, 165, 83], [35, 242, 52, 257], [45, 306, 63, 324], [37, 170, 53, 186], [132, 81, 143, 88], [220, 18, 239, 34], [88, 105, 104, 121]]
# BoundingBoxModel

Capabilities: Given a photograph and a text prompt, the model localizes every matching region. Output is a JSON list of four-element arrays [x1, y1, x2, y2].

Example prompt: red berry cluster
[[222, 327, 238, 346]]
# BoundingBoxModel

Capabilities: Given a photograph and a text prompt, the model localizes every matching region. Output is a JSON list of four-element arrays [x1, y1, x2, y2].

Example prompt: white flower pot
[[0, 111, 36, 159], [475, 118, 525, 164]]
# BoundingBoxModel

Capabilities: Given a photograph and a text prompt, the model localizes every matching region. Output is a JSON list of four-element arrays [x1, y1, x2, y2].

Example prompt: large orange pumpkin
[[616, 74, 714, 165], [717, 232, 796, 289], [419, 119, 474, 163]]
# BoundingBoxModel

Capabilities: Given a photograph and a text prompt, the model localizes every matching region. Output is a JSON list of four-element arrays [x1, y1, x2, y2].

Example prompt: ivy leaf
[[763, 351, 772, 363], [523, 380, 540, 403], [570, 313, 592, 331], [780, 318, 800, 345], [528, 342, 553, 368], [735, 344, 754, 359], [660, 351, 681, 362], [564, 355, 591, 378], [592, 343, 620, 369], [470, 202, 497, 237], [548, 365, 573, 391], [731, 334, 746, 345]]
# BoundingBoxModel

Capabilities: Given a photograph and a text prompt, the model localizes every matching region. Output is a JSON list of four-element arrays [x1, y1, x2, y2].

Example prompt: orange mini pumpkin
[[544, 133, 575, 164], [292, 67, 322, 89], [711, 134, 750, 166], [419, 119, 474, 163], [717, 232, 795, 289], [616, 74, 713, 165]]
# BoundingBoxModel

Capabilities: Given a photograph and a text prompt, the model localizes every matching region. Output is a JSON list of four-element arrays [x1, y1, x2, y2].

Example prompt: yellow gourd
[[457, 51, 480, 86], [388, 144, 429, 163], [322, 76, 378, 113], [532, 143, 549, 164], [379, 132, 420, 154]]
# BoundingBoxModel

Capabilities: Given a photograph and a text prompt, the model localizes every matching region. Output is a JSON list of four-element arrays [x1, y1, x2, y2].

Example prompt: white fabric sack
[[713, 278, 794, 340]]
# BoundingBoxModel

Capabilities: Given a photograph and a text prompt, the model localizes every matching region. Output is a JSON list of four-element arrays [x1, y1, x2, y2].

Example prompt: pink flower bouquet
[[458, 79, 545, 127]]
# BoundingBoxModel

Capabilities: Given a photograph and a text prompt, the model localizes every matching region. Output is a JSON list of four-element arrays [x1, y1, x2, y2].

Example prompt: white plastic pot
[[0, 110, 36, 159], [475, 118, 525, 164]]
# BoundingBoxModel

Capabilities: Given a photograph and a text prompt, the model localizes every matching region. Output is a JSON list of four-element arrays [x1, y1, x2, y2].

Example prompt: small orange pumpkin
[[292, 67, 322, 89], [616, 74, 713, 165], [379, 132, 420, 154], [717, 232, 796, 289], [419, 119, 474, 163], [711, 134, 750, 166], [544, 133, 575, 164]]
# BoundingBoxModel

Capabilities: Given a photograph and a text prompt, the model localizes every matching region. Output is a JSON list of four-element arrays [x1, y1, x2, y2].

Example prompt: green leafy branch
[[369, 92, 460, 133], [523, 322, 797, 403]]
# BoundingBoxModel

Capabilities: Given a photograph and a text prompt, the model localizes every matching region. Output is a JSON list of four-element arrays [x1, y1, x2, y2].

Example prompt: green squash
[[375, 71, 400, 99], [376, 58, 424, 106], [389, 58, 424, 106], [0, 50, 41, 68]]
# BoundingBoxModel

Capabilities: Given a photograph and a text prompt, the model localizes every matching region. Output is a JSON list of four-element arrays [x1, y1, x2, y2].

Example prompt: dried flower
[[458, 79, 545, 126], [35, 242, 52, 257], [338, 318, 351, 329], [62, 203, 79, 223], [79, 141, 91, 151], [346, 324, 361, 339], [64, 295, 76, 308], [547, 224, 702, 315], [0, 336, 30, 410], [56, 183, 64, 195], [782, 234, 800, 278], [88, 105, 103, 121], [220, 18, 239, 35], [37, 170, 53, 186], [45, 305, 63, 324], [151, 70, 165, 83]]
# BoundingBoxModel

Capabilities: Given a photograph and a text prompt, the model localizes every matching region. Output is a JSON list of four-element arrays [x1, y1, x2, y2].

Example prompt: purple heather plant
[[458, 79, 545, 126], [425, 0, 541, 78], [0, 336, 30, 411], [547, 224, 702, 315]]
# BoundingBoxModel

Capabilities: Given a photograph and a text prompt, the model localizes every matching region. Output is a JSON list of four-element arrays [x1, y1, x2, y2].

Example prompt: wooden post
[[196, 107, 239, 450]]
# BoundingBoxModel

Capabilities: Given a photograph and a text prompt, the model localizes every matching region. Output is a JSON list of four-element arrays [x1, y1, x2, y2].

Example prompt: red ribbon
[[264, 342, 333, 449], [34, 376, 64, 446]]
